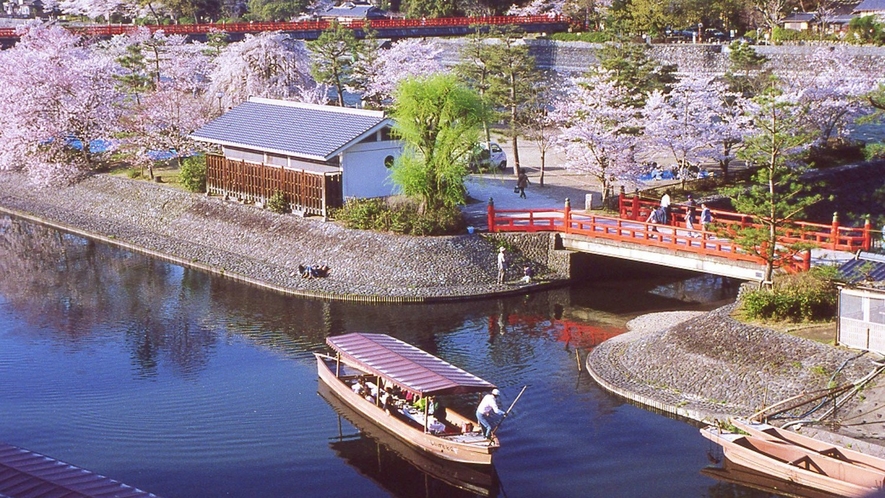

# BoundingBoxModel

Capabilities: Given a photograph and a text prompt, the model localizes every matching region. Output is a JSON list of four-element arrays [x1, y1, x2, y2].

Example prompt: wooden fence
[[206, 155, 342, 217]]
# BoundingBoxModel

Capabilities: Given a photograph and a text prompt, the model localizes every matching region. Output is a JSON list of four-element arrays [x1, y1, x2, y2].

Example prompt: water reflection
[[702, 458, 841, 498], [0, 213, 749, 497]]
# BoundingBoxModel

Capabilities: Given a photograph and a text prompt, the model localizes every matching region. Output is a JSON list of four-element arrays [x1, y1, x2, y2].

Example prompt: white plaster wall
[[341, 141, 403, 198]]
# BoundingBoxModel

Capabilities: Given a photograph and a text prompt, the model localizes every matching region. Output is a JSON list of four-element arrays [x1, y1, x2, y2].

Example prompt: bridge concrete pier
[[559, 233, 767, 282]]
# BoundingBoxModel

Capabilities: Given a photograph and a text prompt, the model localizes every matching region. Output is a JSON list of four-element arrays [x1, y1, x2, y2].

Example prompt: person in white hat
[[496, 247, 507, 285], [476, 388, 505, 438]]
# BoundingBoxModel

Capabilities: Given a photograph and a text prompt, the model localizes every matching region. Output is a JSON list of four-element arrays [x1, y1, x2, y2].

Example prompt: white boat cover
[[326, 333, 495, 397]]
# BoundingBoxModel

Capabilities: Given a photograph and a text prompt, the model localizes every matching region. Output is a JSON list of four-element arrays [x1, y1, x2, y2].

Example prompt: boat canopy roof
[[326, 333, 496, 397]]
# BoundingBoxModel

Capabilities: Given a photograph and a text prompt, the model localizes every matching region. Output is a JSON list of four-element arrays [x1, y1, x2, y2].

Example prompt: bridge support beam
[[559, 234, 766, 282]]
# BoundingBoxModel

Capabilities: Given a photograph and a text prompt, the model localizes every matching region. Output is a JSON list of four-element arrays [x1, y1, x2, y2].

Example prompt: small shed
[[190, 98, 403, 217], [837, 251, 885, 353]]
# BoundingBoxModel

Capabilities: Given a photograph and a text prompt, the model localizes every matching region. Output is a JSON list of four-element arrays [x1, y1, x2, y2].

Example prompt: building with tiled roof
[[190, 98, 402, 216], [838, 251, 885, 353], [317, 2, 388, 21], [854, 0, 885, 19]]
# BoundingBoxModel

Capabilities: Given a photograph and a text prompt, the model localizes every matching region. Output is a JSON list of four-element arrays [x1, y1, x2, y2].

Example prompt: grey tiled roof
[[855, 0, 885, 12], [190, 98, 390, 161], [319, 2, 387, 19], [840, 252, 885, 284]]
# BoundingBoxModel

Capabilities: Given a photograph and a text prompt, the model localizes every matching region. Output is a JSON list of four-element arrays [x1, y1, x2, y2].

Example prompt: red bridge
[[487, 190, 872, 282], [0, 15, 568, 42]]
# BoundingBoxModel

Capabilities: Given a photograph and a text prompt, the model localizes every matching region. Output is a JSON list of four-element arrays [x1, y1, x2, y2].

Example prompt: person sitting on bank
[[476, 389, 505, 439], [521, 265, 534, 284]]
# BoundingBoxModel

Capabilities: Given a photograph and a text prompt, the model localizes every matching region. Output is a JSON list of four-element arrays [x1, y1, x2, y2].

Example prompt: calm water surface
[[0, 215, 778, 497]]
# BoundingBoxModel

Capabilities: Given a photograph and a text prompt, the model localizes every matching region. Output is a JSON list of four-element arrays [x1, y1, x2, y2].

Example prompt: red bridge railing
[[486, 192, 871, 273], [0, 15, 565, 39], [487, 199, 773, 268], [616, 190, 872, 253]]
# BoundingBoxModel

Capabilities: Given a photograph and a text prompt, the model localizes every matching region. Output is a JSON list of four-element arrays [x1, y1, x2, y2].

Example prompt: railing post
[[863, 215, 871, 251], [632, 189, 640, 221], [831, 212, 839, 251], [803, 250, 812, 271], [618, 186, 626, 217], [487, 198, 496, 233], [564, 198, 571, 234]]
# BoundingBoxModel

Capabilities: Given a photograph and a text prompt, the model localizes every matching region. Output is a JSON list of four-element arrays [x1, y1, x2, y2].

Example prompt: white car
[[469, 142, 507, 172]]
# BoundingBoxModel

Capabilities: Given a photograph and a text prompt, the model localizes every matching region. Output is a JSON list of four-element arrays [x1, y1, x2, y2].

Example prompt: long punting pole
[[491, 385, 527, 437]]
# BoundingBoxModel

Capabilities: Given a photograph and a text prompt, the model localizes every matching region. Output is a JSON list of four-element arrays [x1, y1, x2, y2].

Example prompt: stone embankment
[[0, 172, 570, 302], [588, 305, 885, 453]]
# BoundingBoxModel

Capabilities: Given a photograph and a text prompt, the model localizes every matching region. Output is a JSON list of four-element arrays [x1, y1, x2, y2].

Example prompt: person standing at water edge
[[517, 171, 530, 199], [476, 389, 505, 438], [496, 247, 507, 285]]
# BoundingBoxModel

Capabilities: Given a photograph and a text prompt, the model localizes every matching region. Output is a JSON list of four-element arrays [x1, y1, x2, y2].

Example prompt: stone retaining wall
[[437, 38, 885, 77], [0, 172, 573, 302]]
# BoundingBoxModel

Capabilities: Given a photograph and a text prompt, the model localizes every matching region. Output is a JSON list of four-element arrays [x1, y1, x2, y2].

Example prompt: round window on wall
[[384, 155, 395, 169]]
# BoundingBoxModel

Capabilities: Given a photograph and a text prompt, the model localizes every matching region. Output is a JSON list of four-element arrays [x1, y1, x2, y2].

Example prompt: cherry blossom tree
[[553, 71, 639, 205], [522, 71, 564, 187], [361, 38, 444, 108], [785, 46, 880, 146], [109, 30, 215, 177], [0, 23, 122, 185], [642, 75, 742, 187], [707, 82, 753, 181], [208, 32, 322, 110]]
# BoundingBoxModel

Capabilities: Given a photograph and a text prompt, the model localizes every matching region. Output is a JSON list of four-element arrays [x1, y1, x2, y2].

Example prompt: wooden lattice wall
[[206, 155, 343, 217]]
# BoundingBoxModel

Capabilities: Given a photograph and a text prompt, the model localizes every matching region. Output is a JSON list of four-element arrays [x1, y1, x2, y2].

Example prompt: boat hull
[[731, 418, 885, 473], [318, 382, 498, 496], [316, 354, 497, 465], [701, 426, 884, 498]]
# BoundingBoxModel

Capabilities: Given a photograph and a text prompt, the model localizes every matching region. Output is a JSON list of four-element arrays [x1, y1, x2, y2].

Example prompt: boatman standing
[[476, 389, 505, 438]]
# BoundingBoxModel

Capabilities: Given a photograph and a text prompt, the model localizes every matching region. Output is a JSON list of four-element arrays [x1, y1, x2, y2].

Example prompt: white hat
[[499, 247, 505, 252], [492, 389, 500, 396]]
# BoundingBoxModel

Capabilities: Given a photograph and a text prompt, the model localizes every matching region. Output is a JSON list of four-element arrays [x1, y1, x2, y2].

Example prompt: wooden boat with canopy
[[315, 333, 500, 465]]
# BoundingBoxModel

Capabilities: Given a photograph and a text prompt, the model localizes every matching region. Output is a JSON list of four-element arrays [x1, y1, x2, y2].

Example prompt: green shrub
[[740, 266, 840, 322], [179, 155, 207, 193], [332, 198, 464, 235], [266, 191, 289, 214], [127, 168, 142, 179], [864, 142, 885, 161]]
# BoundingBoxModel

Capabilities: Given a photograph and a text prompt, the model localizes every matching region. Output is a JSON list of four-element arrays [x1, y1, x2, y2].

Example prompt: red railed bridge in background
[[0, 15, 569, 44], [488, 190, 873, 283]]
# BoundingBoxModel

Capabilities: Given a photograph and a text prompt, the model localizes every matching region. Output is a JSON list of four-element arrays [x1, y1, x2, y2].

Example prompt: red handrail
[[617, 193, 870, 252], [0, 15, 566, 39]]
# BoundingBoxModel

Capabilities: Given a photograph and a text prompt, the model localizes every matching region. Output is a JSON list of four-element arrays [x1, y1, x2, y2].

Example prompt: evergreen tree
[[486, 25, 539, 175], [723, 78, 821, 284], [309, 22, 364, 106]]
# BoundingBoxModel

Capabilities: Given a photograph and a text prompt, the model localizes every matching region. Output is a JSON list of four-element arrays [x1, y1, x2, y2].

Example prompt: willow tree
[[390, 74, 489, 212]]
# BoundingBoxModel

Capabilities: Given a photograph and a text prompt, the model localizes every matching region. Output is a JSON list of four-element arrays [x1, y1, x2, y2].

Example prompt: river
[[0, 214, 785, 498]]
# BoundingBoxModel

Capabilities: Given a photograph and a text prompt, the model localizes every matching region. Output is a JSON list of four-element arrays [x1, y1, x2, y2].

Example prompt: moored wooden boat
[[731, 418, 885, 473], [315, 332, 501, 465], [318, 381, 499, 497], [701, 426, 885, 498]]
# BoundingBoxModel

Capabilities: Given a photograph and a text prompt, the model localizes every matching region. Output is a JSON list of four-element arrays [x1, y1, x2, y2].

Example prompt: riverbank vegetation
[[738, 266, 840, 322]]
